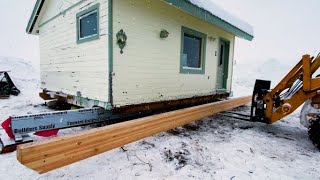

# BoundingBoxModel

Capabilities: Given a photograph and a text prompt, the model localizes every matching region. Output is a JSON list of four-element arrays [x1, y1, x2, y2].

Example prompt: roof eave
[[162, 0, 254, 41], [26, 0, 44, 35], [27, 0, 254, 40]]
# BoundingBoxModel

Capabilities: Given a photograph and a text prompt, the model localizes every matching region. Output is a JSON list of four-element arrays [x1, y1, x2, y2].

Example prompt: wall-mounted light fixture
[[209, 36, 216, 42], [160, 29, 169, 39], [116, 29, 127, 54]]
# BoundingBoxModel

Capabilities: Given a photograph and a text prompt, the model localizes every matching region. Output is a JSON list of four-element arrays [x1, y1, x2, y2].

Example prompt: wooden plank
[[17, 96, 251, 174]]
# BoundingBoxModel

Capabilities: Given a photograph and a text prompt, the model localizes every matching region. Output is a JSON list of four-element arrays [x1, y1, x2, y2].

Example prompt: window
[[219, 44, 224, 66], [76, 4, 100, 44], [180, 26, 207, 74]]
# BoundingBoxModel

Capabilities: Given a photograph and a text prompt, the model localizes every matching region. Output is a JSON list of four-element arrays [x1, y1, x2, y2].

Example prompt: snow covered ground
[[0, 57, 320, 180]]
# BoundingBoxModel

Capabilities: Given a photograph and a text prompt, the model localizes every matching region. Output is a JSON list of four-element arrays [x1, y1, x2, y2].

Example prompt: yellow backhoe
[[250, 54, 320, 149]]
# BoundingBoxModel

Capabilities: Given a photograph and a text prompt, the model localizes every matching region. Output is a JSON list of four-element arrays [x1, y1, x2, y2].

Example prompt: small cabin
[[27, 0, 253, 111]]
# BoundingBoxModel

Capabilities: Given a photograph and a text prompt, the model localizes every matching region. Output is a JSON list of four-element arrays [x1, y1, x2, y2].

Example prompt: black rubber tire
[[308, 118, 320, 150]]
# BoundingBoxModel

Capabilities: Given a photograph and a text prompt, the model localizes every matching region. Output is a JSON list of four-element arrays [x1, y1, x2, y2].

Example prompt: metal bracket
[[10, 108, 116, 137]]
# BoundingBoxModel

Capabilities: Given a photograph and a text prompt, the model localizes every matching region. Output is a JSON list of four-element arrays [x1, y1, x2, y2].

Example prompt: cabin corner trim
[[108, 0, 114, 106]]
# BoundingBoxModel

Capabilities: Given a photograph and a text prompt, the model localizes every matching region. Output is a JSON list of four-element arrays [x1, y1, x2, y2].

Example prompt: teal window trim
[[180, 26, 207, 74], [76, 3, 100, 44]]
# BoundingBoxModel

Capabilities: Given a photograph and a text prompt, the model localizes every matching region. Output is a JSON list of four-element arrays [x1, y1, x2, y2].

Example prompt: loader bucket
[[250, 79, 271, 123], [0, 71, 20, 97]]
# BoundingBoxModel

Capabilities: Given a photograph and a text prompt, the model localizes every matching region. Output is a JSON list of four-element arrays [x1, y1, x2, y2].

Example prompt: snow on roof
[[188, 0, 254, 37]]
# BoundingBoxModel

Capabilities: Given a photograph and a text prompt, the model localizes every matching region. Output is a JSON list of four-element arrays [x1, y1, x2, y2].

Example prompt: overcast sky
[[214, 0, 320, 63], [0, 0, 39, 62], [0, 0, 319, 64]]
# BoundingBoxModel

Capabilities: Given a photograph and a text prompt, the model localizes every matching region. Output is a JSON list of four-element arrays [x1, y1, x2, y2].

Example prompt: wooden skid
[[17, 96, 251, 174]]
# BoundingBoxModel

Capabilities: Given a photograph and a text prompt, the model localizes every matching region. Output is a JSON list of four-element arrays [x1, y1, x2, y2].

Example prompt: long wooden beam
[[17, 96, 251, 174]]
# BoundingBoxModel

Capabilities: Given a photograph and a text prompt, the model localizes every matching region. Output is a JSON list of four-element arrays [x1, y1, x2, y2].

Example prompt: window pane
[[219, 44, 224, 66], [79, 12, 98, 39], [183, 34, 201, 68]]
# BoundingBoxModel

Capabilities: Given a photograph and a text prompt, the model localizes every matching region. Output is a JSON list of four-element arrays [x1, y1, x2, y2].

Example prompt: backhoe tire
[[308, 118, 320, 150]]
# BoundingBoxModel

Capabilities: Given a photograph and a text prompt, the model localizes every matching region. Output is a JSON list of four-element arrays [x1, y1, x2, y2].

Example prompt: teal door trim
[[218, 38, 230, 90]]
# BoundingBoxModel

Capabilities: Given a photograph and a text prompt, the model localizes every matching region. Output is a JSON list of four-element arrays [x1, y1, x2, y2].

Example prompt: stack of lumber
[[17, 96, 251, 174]]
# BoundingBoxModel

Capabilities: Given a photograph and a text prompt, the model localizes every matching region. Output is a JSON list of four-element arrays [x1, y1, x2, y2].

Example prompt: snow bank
[[232, 59, 291, 97], [188, 0, 254, 36], [0, 57, 43, 117], [0, 57, 39, 88]]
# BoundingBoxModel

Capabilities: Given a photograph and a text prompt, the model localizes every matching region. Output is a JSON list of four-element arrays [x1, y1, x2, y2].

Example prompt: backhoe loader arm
[[251, 54, 320, 124]]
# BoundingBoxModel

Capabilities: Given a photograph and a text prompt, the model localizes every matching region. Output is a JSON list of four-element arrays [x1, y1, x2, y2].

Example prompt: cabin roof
[[26, 0, 254, 41]]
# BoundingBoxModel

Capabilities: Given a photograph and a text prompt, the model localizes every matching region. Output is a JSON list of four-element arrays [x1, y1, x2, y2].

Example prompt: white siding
[[112, 0, 235, 107], [38, 0, 109, 102]]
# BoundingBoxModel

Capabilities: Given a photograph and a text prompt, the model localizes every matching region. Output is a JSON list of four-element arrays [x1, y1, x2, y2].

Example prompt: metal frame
[[10, 108, 114, 140], [1, 87, 230, 153]]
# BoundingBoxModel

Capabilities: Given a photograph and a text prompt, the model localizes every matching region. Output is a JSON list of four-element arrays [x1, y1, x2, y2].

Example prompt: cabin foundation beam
[[17, 96, 251, 174]]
